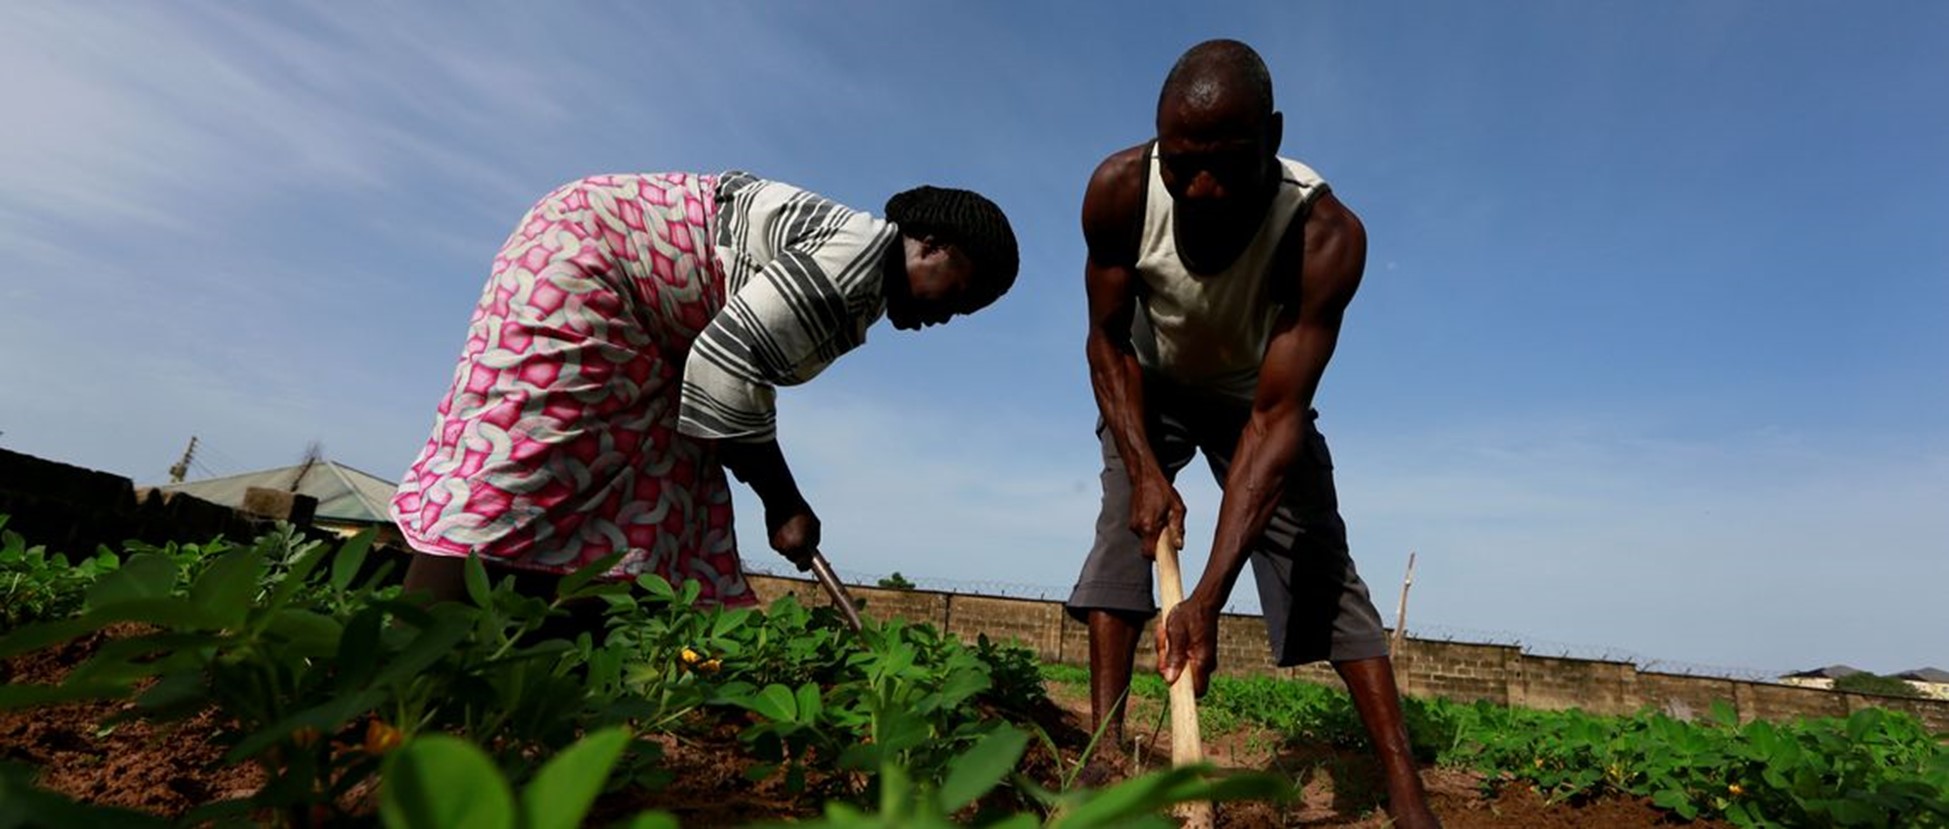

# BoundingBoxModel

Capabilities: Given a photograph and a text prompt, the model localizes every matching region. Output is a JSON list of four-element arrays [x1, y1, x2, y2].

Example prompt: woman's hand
[[717, 438, 820, 569], [766, 499, 820, 570]]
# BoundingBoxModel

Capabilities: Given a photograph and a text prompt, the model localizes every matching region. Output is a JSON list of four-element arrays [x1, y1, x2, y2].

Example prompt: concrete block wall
[[1, 448, 275, 554], [8, 446, 1945, 734], [742, 573, 1949, 732]]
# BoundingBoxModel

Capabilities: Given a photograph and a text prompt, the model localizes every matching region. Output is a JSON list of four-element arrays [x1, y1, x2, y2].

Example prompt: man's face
[[1155, 97, 1279, 231]]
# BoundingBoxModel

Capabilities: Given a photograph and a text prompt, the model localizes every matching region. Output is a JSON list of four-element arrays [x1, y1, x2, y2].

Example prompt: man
[[1064, 39, 1440, 827]]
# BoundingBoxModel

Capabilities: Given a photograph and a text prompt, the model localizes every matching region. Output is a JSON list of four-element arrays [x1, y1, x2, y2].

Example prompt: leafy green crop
[[0, 515, 122, 629], [1043, 663, 1949, 827], [1445, 700, 1949, 827], [0, 521, 1276, 827]]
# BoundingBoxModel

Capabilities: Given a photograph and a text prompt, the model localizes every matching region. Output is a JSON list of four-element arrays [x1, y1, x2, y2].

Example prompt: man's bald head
[[1156, 39, 1274, 128]]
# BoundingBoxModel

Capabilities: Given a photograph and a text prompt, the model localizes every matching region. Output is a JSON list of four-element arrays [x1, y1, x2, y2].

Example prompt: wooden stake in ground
[[1391, 551, 1417, 658], [1154, 528, 1215, 829]]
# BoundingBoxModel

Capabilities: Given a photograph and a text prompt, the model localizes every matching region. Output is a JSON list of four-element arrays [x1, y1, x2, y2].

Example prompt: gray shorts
[[1064, 375, 1389, 666]]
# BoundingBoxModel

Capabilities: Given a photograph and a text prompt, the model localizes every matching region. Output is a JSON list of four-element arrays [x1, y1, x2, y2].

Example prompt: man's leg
[[1201, 409, 1442, 827], [1064, 409, 1196, 753], [1335, 656, 1439, 827], [1085, 608, 1146, 747]]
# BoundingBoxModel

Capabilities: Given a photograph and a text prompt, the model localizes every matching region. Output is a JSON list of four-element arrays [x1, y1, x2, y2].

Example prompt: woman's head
[[882, 186, 1018, 330]]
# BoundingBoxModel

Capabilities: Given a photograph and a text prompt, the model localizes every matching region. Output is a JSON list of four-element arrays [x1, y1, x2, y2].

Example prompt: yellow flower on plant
[[699, 658, 722, 675], [364, 720, 404, 755], [1728, 783, 1744, 796], [681, 647, 703, 665]]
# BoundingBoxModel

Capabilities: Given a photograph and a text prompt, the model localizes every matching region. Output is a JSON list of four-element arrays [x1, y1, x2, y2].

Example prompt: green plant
[[379, 726, 668, 829], [0, 528, 648, 826], [876, 572, 916, 590], [1833, 672, 1926, 699], [0, 515, 122, 629], [0, 762, 177, 828], [1445, 700, 1949, 827], [1041, 662, 1949, 828]]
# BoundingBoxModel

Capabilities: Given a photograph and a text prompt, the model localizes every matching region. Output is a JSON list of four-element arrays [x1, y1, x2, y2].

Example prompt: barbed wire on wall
[[740, 559, 1074, 602], [742, 561, 1795, 683], [1403, 622, 1788, 682]]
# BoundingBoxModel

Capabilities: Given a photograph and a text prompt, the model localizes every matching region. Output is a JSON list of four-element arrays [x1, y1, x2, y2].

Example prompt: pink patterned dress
[[391, 174, 751, 605]]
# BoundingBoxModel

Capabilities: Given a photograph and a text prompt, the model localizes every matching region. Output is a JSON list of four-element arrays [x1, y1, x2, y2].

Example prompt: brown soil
[[0, 625, 264, 817], [2, 629, 1728, 828]]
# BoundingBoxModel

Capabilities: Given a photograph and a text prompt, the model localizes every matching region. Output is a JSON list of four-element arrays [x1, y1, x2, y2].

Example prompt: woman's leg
[[400, 552, 470, 605]]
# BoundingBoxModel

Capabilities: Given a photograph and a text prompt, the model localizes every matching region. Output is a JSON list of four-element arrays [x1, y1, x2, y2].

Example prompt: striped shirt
[[677, 171, 898, 442]]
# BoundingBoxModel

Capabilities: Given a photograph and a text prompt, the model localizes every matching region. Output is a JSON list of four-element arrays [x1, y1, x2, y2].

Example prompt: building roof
[[153, 460, 398, 525], [1781, 664, 1866, 680], [1894, 667, 1949, 683]]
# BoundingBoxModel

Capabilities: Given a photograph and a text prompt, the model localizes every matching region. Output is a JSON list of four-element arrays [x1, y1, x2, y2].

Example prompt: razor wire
[[741, 561, 1794, 683]]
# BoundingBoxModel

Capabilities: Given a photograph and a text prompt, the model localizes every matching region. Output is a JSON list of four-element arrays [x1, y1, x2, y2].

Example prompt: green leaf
[[745, 684, 801, 723], [380, 735, 516, 829], [934, 667, 992, 709], [226, 688, 388, 762], [0, 616, 103, 660], [371, 611, 475, 687], [520, 727, 632, 829], [938, 726, 1029, 812], [875, 709, 932, 755], [88, 597, 219, 630], [710, 609, 748, 639], [84, 553, 178, 609], [795, 684, 823, 722], [0, 681, 129, 710], [265, 608, 345, 657], [330, 529, 376, 591], [1057, 765, 1208, 825], [131, 669, 208, 715], [557, 552, 623, 598], [0, 761, 174, 828], [618, 814, 682, 829], [264, 541, 333, 610], [187, 551, 262, 628], [464, 555, 492, 608], [336, 606, 386, 690], [638, 573, 676, 602]]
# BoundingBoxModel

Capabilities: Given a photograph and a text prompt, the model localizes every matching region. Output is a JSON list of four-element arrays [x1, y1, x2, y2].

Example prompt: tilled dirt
[[2, 629, 1727, 827]]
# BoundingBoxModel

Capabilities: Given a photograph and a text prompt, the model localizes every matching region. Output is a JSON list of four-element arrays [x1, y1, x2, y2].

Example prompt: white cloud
[[725, 388, 1947, 676]]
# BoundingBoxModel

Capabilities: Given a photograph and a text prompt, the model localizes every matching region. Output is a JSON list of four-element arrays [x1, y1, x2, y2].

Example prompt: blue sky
[[2, 2, 1943, 677]]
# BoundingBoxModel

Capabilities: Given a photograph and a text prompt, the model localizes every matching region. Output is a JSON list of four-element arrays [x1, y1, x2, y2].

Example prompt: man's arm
[[1082, 146, 1185, 552], [1162, 192, 1367, 691]]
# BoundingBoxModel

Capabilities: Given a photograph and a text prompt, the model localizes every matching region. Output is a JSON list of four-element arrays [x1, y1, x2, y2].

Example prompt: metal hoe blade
[[803, 551, 865, 633]]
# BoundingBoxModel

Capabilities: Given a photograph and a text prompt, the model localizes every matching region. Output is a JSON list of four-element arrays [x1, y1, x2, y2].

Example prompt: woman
[[390, 170, 1018, 608]]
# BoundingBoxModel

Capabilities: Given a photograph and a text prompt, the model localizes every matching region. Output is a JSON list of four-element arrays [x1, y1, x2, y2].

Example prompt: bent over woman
[[390, 171, 1018, 607]]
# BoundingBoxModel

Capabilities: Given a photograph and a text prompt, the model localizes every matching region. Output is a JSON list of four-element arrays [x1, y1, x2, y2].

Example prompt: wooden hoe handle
[[1154, 529, 1215, 828]]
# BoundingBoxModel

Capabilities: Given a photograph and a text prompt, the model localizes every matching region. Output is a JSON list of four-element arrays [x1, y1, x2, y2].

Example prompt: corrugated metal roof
[[154, 461, 398, 524], [1780, 664, 1866, 679]]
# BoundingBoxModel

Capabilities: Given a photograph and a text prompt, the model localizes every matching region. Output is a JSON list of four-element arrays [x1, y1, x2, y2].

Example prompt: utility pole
[[168, 435, 199, 484], [1391, 551, 1417, 657]]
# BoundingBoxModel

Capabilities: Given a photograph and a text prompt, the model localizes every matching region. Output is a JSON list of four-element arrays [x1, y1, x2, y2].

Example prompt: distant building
[[150, 459, 401, 544], [1893, 667, 1949, 701], [1778, 664, 1866, 691]]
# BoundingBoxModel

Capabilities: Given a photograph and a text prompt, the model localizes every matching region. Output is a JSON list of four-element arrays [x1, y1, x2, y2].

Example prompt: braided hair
[[884, 186, 1020, 305]]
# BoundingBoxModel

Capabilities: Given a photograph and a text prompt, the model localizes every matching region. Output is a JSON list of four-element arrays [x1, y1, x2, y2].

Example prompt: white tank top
[[1131, 146, 1329, 401]]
